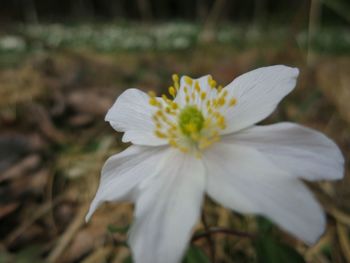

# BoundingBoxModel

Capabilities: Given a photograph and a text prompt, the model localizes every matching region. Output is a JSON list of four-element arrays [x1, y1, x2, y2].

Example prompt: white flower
[[86, 65, 344, 263]]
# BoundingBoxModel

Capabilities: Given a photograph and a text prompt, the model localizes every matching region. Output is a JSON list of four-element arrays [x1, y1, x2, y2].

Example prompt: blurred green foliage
[[0, 23, 349, 57], [255, 217, 305, 263], [183, 245, 211, 263]]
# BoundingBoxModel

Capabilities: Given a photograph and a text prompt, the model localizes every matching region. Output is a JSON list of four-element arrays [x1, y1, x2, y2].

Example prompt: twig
[[192, 227, 256, 243], [47, 203, 89, 263]]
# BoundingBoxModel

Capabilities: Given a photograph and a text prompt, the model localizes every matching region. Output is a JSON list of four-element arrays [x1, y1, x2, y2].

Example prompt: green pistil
[[178, 106, 204, 136]]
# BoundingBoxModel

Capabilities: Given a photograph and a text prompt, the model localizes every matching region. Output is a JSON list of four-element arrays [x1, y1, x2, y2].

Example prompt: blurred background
[[0, 0, 349, 262]]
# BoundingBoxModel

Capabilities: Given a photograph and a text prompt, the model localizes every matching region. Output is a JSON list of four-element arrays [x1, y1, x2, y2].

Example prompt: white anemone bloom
[[86, 65, 344, 263]]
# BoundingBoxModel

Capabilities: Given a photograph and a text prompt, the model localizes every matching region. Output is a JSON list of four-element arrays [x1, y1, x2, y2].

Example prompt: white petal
[[86, 145, 169, 221], [129, 150, 206, 263], [221, 65, 299, 134], [175, 75, 217, 108], [204, 143, 325, 244], [106, 88, 167, 146], [223, 122, 344, 181]]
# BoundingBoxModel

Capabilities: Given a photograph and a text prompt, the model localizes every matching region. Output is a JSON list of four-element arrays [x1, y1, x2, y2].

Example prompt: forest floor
[[0, 23, 349, 263]]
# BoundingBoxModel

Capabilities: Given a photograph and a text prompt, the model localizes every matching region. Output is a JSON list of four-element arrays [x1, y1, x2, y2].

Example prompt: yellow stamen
[[184, 76, 193, 86], [149, 74, 238, 155], [172, 74, 179, 83], [168, 86, 176, 97], [155, 130, 167, 138], [195, 81, 200, 92], [171, 102, 178, 110], [217, 97, 226, 106], [149, 97, 158, 106], [148, 90, 156, 97], [172, 74, 180, 90], [229, 97, 237, 106]]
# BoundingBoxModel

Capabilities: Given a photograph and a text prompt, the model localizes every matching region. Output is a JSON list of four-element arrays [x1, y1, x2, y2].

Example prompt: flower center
[[178, 106, 204, 137], [148, 74, 237, 155]]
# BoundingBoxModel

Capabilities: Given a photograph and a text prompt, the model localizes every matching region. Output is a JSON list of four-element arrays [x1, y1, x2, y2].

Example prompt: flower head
[[86, 65, 344, 263], [148, 73, 236, 154]]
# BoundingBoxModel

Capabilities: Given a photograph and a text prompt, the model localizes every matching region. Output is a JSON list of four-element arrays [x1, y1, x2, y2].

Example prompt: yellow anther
[[184, 76, 193, 86], [169, 139, 178, 148], [200, 92, 207, 100], [229, 97, 237, 107], [167, 127, 177, 135], [162, 94, 169, 101], [185, 95, 190, 103], [172, 74, 179, 83], [209, 79, 217, 88], [195, 81, 201, 92], [155, 130, 167, 138], [217, 116, 226, 129], [217, 97, 226, 106], [171, 102, 178, 110], [165, 107, 171, 113], [168, 86, 176, 97], [148, 90, 156, 97], [172, 74, 180, 89], [217, 85, 223, 92], [149, 97, 158, 106], [156, 110, 163, 117], [184, 86, 189, 94]]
